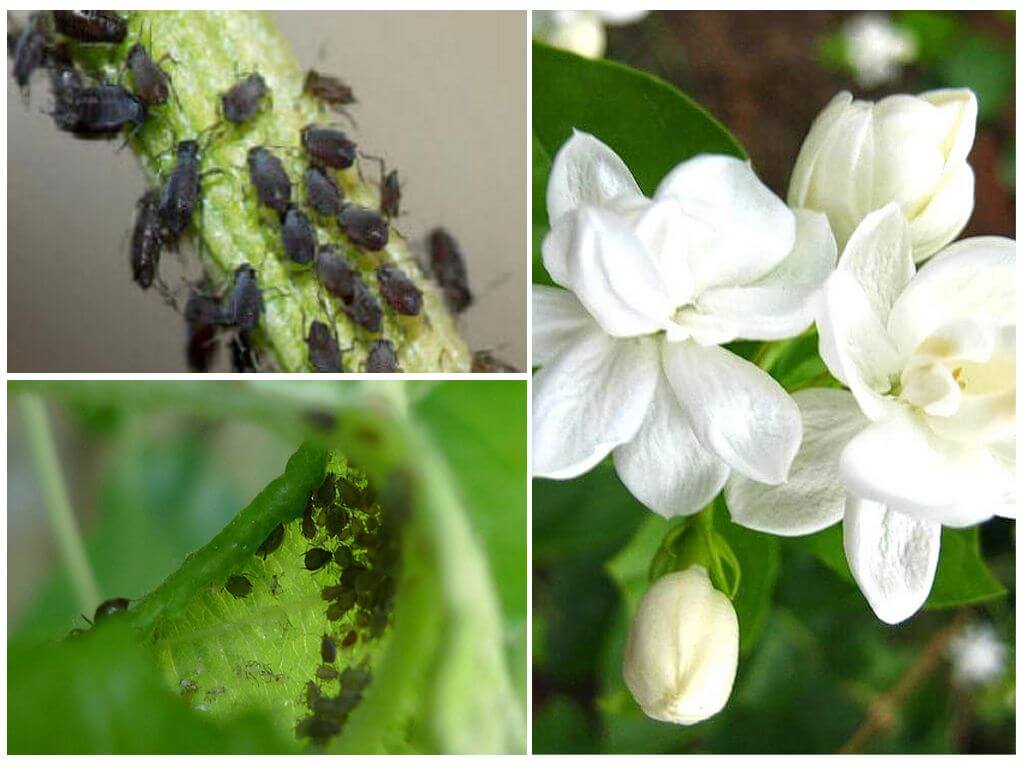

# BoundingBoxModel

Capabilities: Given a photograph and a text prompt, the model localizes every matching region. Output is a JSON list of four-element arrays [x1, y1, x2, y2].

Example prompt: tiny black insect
[[336, 477, 360, 507], [230, 331, 259, 372], [224, 263, 262, 333], [280, 206, 317, 265], [225, 574, 253, 599], [342, 280, 383, 333], [320, 633, 337, 664], [183, 290, 223, 326], [340, 630, 358, 648], [364, 339, 399, 373], [247, 146, 292, 214], [10, 12, 47, 91], [256, 523, 285, 559], [428, 228, 472, 313], [312, 689, 361, 721], [48, 57, 84, 106], [130, 189, 162, 289], [337, 205, 388, 251], [324, 506, 348, 538], [52, 82, 146, 137], [185, 319, 218, 373], [126, 43, 171, 107], [379, 169, 401, 219], [301, 500, 317, 540], [53, 11, 127, 43], [221, 72, 268, 125], [301, 124, 357, 170], [315, 664, 339, 680], [303, 69, 355, 108], [332, 544, 353, 569], [316, 475, 336, 505], [296, 715, 341, 740], [93, 597, 130, 623], [314, 246, 358, 303], [321, 584, 346, 602], [157, 140, 202, 241], [377, 265, 423, 316], [340, 666, 372, 691], [304, 547, 333, 571], [306, 320, 342, 373], [304, 165, 344, 217], [471, 350, 517, 373], [369, 608, 388, 638]]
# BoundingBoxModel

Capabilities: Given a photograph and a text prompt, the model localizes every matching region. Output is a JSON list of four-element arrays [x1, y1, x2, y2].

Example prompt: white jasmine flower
[[842, 13, 918, 89], [789, 89, 977, 262], [948, 622, 1008, 686], [532, 9, 648, 59], [623, 567, 739, 725], [534, 131, 836, 518], [726, 203, 1015, 624]]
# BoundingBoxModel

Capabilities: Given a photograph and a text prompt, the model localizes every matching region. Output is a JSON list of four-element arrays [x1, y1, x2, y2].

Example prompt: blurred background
[[8, 11, 527, 372], [532, 10, 1015, 754]]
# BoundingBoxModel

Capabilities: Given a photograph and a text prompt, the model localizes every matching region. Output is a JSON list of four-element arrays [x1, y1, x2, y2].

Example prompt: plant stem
[[17, 395, 100, 615]]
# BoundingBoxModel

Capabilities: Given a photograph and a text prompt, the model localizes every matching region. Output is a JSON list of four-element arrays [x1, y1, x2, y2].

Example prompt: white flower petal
[[837, 202, 915, 323], [839, 412, 1007, 527], [726, 388, 867, 535], [869, 95, 948, 211], [696, 209, 837, 341], [532, 285, 598, 368], [908, 163, 974, 262], [632, 198, 694, 306], [843, 498, 940, 624], [542, 205, 675, 338], [546, 130, 644, 224], [920, 88, 978, 169], [662, 341, 801, 484], [788, 91, 855, 208], [533, 332, 658, 479], [654, 155, 796, 293], [613, 375, 730, 519]]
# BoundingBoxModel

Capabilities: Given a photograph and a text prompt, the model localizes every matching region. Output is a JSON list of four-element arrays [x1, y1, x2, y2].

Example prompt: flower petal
[[542, 205, 675, 338], [726, 388, 867, 535], [654, 155, 796, 293], [546, 130, 644, 224], [662, 342, 801, 484], [920, 88, 978, 169], [908, 163, 974, 263], [839, 412, 1008, 527], [837, 202, 915, 324], [843, 498, 940, 624], [788, 91, 855, 208], [613, 375, 730, 518], [631, 198, 694, 306], [532, 285, 599, 367], [695, 209, 837, 341], [533, 331, 658, 479]]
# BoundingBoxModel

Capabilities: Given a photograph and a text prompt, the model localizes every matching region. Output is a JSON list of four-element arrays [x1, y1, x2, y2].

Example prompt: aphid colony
[[9, 10, 483, 373]]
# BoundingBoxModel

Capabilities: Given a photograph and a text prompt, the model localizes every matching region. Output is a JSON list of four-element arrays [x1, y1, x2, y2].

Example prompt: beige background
[[7, 11, 527, 372]]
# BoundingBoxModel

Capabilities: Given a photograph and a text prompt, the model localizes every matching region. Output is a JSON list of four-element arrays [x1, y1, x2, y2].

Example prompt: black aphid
[[53, 11, 127, 43], [341, 630, 357, 648], [316, 475, 336, 505], [304, 547, 333, 571], [280, 206, 317, 265], [224, 263, 262, 333], [221, 72, 267, 124], [225, 574, 253, 598], [301, 124, 357, 169], [126, 43, 170, 107], [379, 169, 401, 219], [307, 320, 342, 373], [10, 12, 47, 91], [471, 350, 517, 373], [247, 146, 291, 213], [340, 667, 372, 691], [303, 70, 355, 108], [296, 715, 340, 740], [428, 228, 472, 313], [304, 165, 343, 217], [377, 265, 423, 316], [343, 280, 383, 333], [93, 597, 130, 623], [337, 205, 388, 251], [184, 290, 223, 325], [130, 189, 162, 289], [315, 246, 357, 302], [332, 544, 353, 569], [52, 82, 146, 137], [369, 608, 388, 638], [157, 140, 202, 241], [365, 339, 398, 373], [48, 57, 83, 105], [325, 601, 348, 622], [324, 507, 348, 538], [316, 665, 339, 680], [230, 331, 259, 372], [312, 689, 361, 721], [321, 584, 346, 602], [256, 523, 285, 559], [185, 321, 218, 373], [336, 477, 360, 507], [320, 634, 337, 664], [301, 500, 317, 539]]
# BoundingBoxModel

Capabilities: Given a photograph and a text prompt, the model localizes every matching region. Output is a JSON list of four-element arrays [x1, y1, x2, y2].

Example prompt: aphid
[[230, 331, 259, 372], [247, 146, 292, 214], [157, 140, 202, 241], [270, 574, 282, 596], [321, 584, 347, 602], [320, 634, 337, 664], [339, 565, 365, 590], [224, 263, 262, 332], [315, 247, 357, 302], [337, 205, 388, 251], [184, 290, 223, 326], [343, 279, 383, 333], [341, 630, 357, 648], [306, 320, 343, 373], [336, 477, 360, 507], [303, 69, 355, 108], [304, 547, 333, 571], [129, 189, 162, 289], [377, 265, 423, 316], [365, 339, 398, 373], [48, 59, 84, 105], [126, 43, 171, 107], [312, 689, 361, 720], [332, 544, 353, 569], [316, 665, 338, 680], [325, 601, 348, 622], [316, 475, 337, 505], [295, 715, 340, 740], [185, 320, 218, 373], [340, 667, 372, 691], [324, 507, 348, 538], [53, 11, 127, 43], [304, 166, 344, 217], [257, 523, 285, 559], [428, 228, 472, 313], [301, 124, 357, 169], [471, 350, 517, 373], [93, 597, 130, 623], [379, 169, 401, 219], [301, 501, 317, 540], [305, 680, 322, 708], [280, 206, 317, 265], [52, 82, 146, 137], [221, 72, 268, 125], [10, 12, 47, 91], [225, 574, 253, 598]]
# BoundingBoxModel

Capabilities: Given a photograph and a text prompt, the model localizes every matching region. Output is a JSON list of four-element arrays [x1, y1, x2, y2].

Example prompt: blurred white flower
[[534, 131, 837, 517], [790, 89, 977, 262], [623, 567, 739, 725], [842, 13, 918, 89], [948, 623, 1008, 686], [726, 204, 1016, 624], [533, 9, 648, 59]]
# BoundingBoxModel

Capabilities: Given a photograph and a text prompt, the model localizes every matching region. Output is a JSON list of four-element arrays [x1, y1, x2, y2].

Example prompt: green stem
[[17, 395, 100, 614], [789, 369, 838, 393]]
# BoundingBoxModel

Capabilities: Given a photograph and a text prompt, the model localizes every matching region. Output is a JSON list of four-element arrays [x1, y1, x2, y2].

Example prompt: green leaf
[[532, 134, 555, 287], [935, 33, 1013, 122]]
